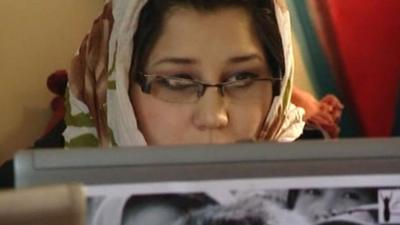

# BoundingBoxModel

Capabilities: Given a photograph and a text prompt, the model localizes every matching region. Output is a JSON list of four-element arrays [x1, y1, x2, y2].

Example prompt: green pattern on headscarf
[[107, 81, 117, 90], [66, 133, 99, 147], [64, 91, 97, 127]]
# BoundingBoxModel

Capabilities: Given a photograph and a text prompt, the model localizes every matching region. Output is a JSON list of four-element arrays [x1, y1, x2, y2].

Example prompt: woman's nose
[[192, 88, 229, 130]]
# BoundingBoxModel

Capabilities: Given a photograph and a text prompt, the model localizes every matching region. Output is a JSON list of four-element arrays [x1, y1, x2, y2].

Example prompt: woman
[[64, 0, 308, 148]]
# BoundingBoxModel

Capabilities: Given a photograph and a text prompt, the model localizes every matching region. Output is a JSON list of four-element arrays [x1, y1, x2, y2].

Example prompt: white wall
[[0, 0, 104, 163]]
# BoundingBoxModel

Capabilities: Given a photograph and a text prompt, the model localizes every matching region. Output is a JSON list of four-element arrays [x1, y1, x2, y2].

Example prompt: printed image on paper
[[85, 176, 400, 225]]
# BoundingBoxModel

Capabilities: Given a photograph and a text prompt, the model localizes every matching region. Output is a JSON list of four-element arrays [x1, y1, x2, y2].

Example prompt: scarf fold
[[64, 0, 305, 148]]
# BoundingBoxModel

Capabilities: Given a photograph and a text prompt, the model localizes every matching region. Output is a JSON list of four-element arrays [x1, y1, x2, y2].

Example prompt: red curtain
[[317, 0, 400, 136]]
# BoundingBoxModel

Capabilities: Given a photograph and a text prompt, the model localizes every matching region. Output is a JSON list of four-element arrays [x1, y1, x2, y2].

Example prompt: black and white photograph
[[85, 176, 400, 225]]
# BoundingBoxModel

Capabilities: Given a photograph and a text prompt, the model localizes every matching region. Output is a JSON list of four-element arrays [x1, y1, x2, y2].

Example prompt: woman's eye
[[170, 73, 193, 79], [225, 72, 258, 88], [157, 77, 195, 90], [227, 72, 258, 82]]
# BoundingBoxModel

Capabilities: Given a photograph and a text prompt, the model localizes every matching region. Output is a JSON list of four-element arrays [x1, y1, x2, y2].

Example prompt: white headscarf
[[63, 0, 305, 148]]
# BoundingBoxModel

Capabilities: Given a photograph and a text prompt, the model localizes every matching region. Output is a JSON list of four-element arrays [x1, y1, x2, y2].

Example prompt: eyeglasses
[[135, 74, 281, 104]]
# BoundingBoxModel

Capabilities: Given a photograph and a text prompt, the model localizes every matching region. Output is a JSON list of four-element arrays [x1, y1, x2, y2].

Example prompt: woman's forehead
[[146, 6, 266, 67], [163, 5, 253, 33]]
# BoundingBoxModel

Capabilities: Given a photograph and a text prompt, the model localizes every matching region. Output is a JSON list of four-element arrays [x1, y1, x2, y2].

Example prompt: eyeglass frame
[[134, 72, 282, 102]]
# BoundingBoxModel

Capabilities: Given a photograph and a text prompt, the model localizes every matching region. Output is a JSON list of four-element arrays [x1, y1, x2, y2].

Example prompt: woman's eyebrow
[[228, 54, 263, 64], [152, 57, 197, 67]]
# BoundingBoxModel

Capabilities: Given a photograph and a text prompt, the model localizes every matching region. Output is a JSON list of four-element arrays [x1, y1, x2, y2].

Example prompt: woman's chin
[[149, 136, 255, 146]]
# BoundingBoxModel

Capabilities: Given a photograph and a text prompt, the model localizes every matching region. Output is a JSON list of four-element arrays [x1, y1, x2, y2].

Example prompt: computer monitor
[[14, 138, 400, 225]]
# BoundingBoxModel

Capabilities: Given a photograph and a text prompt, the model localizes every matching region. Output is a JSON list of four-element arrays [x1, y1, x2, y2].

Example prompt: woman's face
[[130, 6, 273, 145]]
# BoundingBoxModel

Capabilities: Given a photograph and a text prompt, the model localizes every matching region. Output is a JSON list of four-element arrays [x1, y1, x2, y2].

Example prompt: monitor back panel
[[14, 138, 400, 188]]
